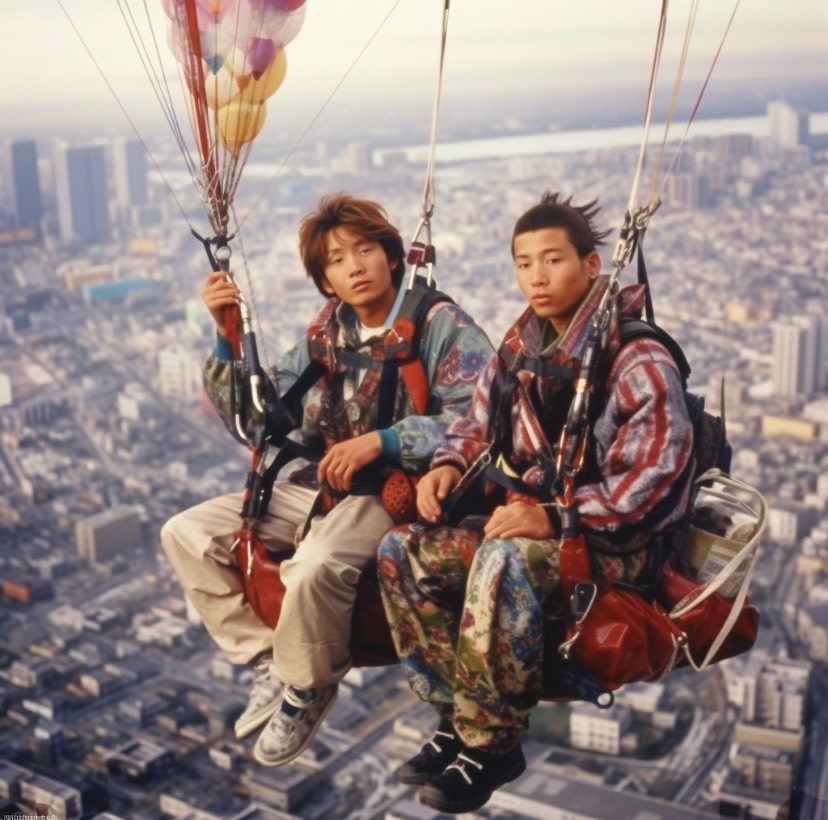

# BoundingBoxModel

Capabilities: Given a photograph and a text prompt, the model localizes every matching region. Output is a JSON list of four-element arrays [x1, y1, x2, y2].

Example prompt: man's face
[[321, 226, 398, 320], [513, 227, 600, 332]]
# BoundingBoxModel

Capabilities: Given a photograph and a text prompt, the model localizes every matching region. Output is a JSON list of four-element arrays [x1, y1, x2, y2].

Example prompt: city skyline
[[0, 120, 826, 816], [3, 1, 827, 140]]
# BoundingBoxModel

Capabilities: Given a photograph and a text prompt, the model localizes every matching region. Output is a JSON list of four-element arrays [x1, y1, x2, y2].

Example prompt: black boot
[[396, 718, 463, 786], [418, 742, 526, 814]]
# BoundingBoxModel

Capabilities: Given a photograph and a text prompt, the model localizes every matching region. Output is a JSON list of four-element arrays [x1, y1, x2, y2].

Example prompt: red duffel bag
[[557, 470, 765, 689]]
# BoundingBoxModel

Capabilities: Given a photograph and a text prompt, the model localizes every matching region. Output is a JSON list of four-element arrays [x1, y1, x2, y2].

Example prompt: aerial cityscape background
[[1, 1, 827, 818]]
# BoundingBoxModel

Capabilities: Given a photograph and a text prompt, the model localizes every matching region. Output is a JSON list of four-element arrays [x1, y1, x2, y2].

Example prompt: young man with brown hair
[[378, 191, 695, 813], [161, 192, 492, 767]]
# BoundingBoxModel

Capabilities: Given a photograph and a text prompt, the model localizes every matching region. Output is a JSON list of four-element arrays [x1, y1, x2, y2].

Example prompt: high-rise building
[[771, 315, 821, 398], [663, 171, 714, 210], [767, 100, 809, 149], [53, 141, 111, 245], [113, 137, 148, 209], [7, 139, 43, 238], [158, 345, 202, 403], [345, 141, 372, 174]]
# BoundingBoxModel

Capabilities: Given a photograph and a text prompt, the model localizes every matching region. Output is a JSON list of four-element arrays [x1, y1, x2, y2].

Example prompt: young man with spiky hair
[[161, 192, 492, 768], [377, 192, 695, 813]]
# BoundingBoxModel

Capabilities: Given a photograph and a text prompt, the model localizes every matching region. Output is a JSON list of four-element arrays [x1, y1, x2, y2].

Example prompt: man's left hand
[[317, 432, 383, 493]]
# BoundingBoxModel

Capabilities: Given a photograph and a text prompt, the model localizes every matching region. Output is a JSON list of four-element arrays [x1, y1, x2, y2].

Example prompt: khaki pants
[[160, 480, 393, 688]]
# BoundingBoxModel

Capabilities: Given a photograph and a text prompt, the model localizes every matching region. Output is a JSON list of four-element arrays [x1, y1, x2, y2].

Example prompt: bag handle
[[669, 468, 768, 670]]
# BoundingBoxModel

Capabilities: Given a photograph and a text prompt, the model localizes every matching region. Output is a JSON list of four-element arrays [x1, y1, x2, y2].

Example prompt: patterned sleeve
[[428, 351, 499, 473], [575, 337, 695, 543], [202, 338, 310, 443], [390, 303, 494, 472]]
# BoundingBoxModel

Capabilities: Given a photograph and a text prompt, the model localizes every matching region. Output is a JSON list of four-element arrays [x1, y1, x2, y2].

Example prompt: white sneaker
[[253, 684, 338, 767], [234, 653, 284, 739]]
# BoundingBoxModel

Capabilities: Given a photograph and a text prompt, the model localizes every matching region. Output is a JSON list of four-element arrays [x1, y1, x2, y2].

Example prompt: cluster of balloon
[[163, 0, 306, 159]]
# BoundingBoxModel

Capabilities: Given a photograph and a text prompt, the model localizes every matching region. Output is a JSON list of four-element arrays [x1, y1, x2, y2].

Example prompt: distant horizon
[[2, 72, 826, 152], [2, 0, 826, 149]]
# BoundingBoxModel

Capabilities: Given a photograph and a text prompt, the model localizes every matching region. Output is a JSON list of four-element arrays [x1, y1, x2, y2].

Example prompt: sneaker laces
[[445, 752, 484, 785]]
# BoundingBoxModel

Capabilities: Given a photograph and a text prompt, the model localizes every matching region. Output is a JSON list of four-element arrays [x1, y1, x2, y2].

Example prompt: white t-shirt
[[342, 321, 384, 401]]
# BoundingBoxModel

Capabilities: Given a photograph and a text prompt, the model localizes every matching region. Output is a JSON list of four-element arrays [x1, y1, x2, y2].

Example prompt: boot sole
[[397, 749, 462, 786], [418, 753, 527, 814], [234, 697, 282, 740], [397, 768, 431, 787]]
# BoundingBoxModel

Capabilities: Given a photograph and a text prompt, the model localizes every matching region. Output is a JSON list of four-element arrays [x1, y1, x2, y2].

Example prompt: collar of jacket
[[504, 278, 647, 366]]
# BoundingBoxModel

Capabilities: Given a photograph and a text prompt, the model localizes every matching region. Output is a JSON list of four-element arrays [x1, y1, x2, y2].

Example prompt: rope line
[[420, 0, 451, 221], [235, 0, 406, 233], [650, 0, 700, 200], [55, 0, 194, 229], [624, 0, 669, 221], [664, 0, 742, 184], [614, 0, 742, 283]]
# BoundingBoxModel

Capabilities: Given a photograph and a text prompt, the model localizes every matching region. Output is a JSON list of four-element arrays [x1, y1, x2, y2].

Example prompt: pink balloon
[[196, 0, 240, 25], [248, 0, 305, 13]]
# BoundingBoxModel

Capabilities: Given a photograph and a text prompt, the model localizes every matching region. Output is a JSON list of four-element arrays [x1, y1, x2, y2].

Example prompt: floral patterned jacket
[[204, 293, 493, 475], [431, 277, 695, 552]]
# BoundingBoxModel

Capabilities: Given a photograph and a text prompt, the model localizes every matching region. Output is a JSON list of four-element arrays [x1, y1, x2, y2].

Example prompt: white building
[[112, 137, 148, 209], [771, 314, 821, 397], [158, 345, 202, 403], [569, 701, 632, 755], [767, 100, 809, 149], [0, 372, 12, 407]]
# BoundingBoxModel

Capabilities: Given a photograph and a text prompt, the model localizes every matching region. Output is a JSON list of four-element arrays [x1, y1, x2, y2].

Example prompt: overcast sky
[[3, 0, 826, 135]]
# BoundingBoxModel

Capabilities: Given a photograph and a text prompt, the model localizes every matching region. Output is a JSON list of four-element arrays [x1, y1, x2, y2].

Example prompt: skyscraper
[[771, 315, 821, 398], [767, 101, 809, 149], [7, 139, 43, 238], [158, 345, 202, 403], [112, 137, 148, 210], [53, 141, 111, 245]]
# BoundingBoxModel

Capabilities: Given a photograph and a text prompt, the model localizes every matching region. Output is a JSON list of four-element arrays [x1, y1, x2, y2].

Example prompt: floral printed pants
[[377, 518, 646, 751]]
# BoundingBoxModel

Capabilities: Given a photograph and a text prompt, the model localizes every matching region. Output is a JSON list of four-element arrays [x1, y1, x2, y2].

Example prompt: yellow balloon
[[238, 49, 287, 105], [204, 64, 239, 110], [217, 100, 267, 157]]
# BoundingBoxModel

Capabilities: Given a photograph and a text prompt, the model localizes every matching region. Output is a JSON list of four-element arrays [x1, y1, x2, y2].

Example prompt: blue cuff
[[378, 428, 401, 462], [214, 334, 234, 361]]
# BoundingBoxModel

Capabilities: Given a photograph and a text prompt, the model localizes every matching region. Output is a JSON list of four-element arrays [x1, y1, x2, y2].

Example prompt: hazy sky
[[3, 0, 826, 135]]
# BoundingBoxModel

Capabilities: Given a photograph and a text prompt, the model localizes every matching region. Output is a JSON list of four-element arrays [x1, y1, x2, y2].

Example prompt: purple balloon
[[246, 37, 277, 78]]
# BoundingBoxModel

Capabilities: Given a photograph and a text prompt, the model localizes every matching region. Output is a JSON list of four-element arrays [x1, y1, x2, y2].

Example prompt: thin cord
[[117, 0, 197, 181], [625, 0, 669, 217], [664, 0, 742, 183], [650, 0, 700, 199], [420, 0, 451, 220], [55, 0, 194, 228], [236, 0, 406, 232]]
